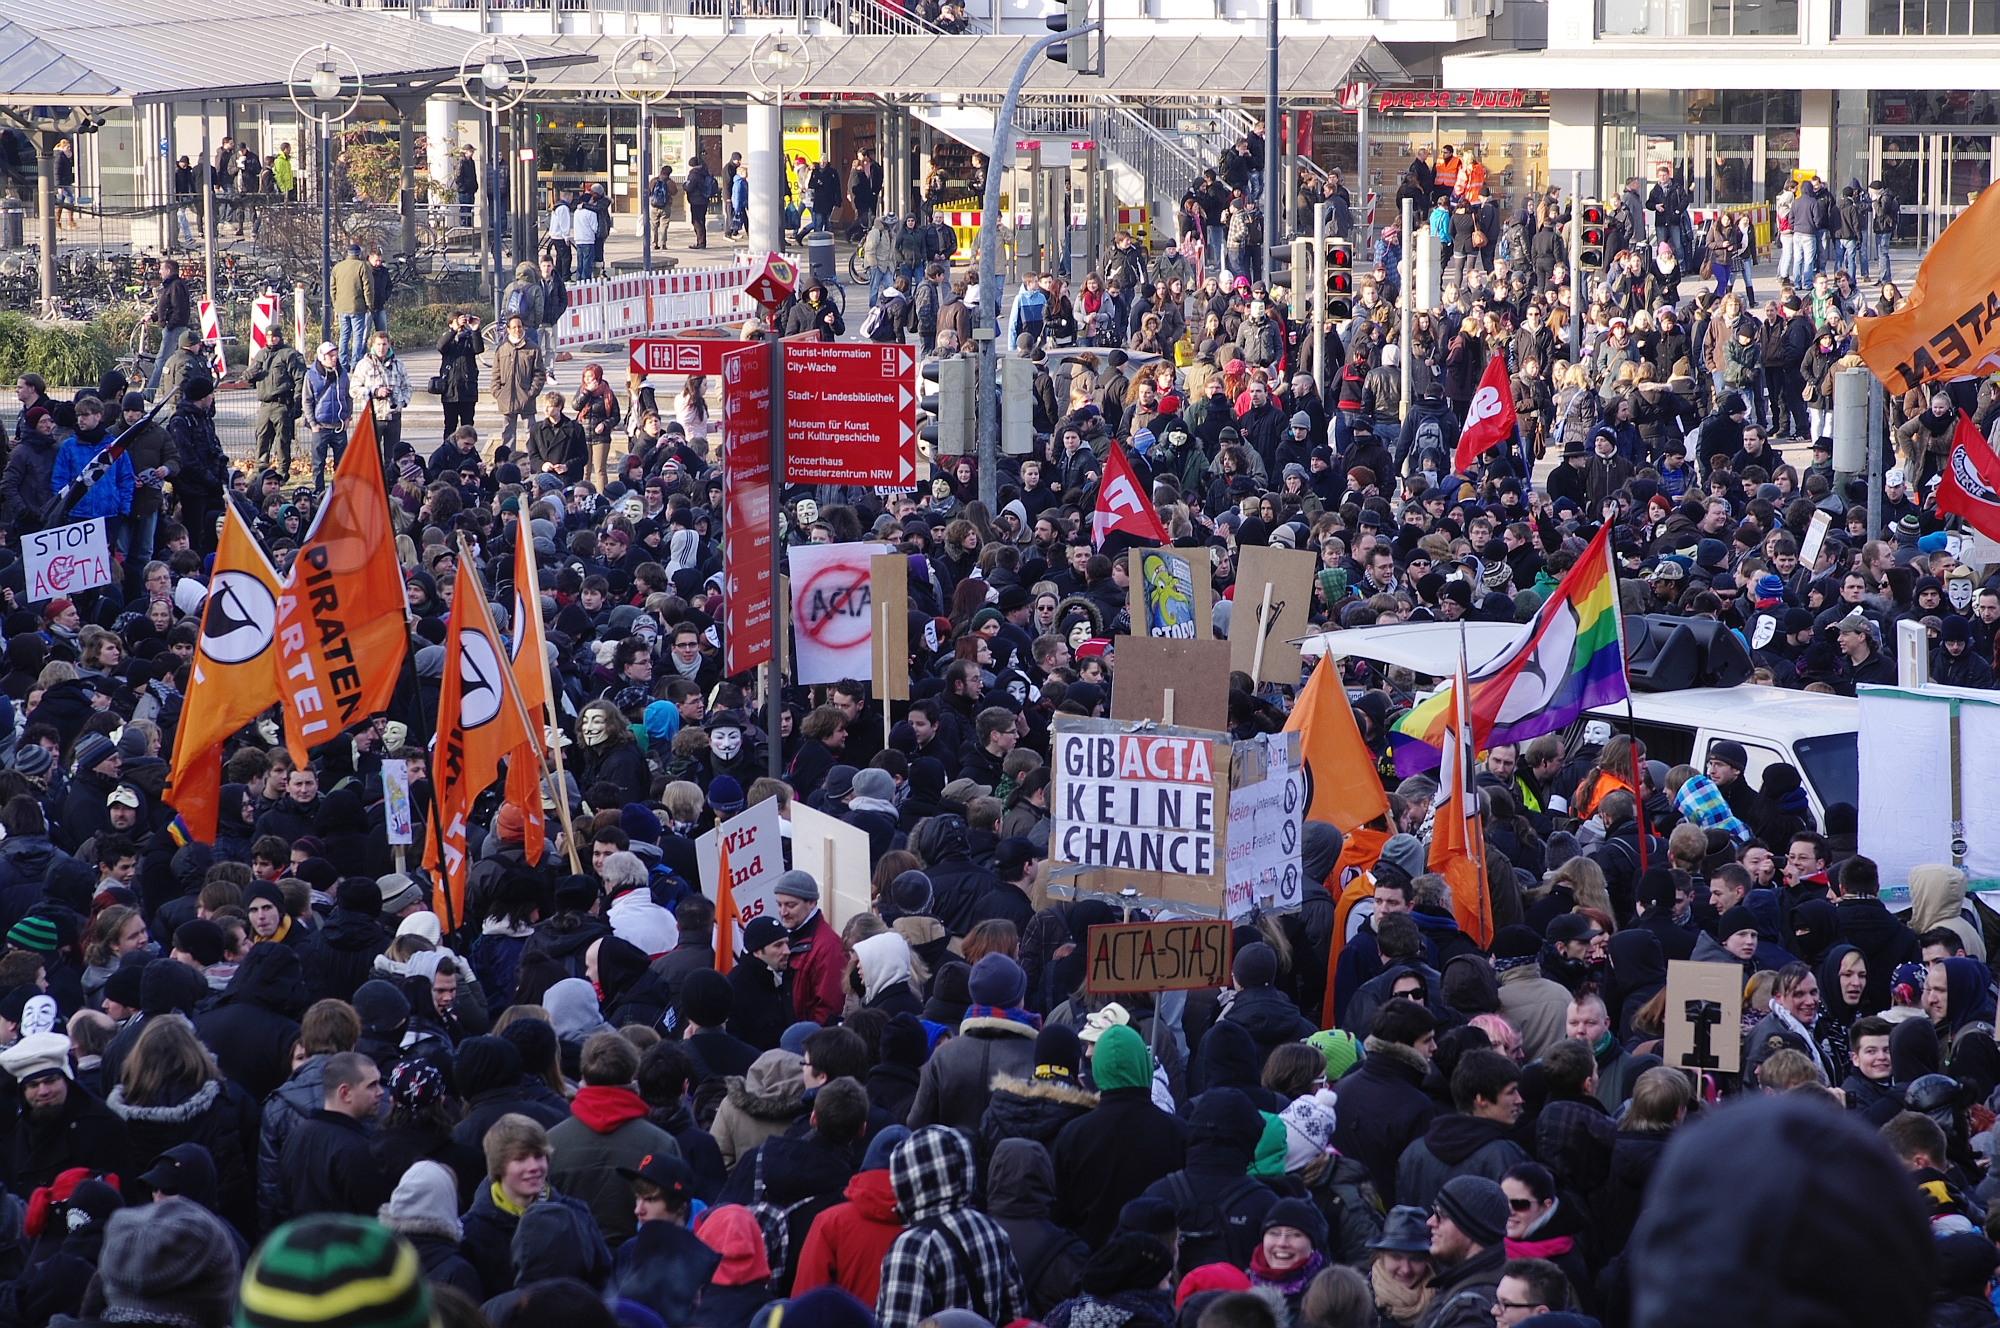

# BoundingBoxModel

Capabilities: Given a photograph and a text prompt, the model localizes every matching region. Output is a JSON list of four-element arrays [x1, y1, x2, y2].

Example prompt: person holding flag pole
[[509, 514, 583, 876]]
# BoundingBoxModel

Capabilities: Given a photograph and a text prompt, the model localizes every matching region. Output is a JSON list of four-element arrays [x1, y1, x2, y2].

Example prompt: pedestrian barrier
[[1690, 204, 1770, 259], [551, 260, 760, 350]]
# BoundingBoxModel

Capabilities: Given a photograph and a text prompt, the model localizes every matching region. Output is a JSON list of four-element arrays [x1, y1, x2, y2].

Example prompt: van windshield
[[1794, 732, 1858, 811]]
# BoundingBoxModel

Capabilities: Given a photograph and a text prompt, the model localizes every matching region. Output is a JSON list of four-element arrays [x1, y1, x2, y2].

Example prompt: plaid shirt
[[1673, 773, 1752, 843], [876, 1127, 1026, 1328]]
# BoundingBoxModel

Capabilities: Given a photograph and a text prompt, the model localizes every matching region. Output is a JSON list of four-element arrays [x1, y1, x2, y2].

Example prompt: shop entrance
[[1609, 127, 1774, 209], [1871, 132, 1993, 246]]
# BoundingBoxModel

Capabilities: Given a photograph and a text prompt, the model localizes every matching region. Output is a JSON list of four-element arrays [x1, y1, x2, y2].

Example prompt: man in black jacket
[[1330, 998, 1440, 1206], [0, 1032, 137, 1197], [277, 1051, 392, 1218], [300, 878, 393, 1004], [1221, 941, 1316, 1068], [192, 942, 307, 1103], [1832, 855, 1919, 1013], [911, 815, 999, 936]]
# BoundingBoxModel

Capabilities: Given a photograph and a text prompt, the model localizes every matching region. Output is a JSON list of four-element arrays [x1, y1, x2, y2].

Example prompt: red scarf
[[1506, 1234, 1574, 1260]]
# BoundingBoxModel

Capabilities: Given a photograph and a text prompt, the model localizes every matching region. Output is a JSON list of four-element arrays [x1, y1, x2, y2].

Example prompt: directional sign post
[[1176, 117, 1221, 135], [720, 344, 774, 680], [629, 336, 750, 380], [782, 342, 917, 489]]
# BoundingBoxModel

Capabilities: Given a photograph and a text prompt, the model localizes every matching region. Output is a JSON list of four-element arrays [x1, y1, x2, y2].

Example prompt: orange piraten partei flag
[[1427, 693, 1493, 950], [424, 550, 538, 931], [1284, 654, 1391, 835], [1855, 181, 2000, 396], [503, 515, 552, 863], [165, 503, 283, 842], [272, 411, 408, 765]]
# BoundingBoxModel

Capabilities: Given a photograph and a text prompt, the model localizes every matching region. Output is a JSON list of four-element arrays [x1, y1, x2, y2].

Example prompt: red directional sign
[[782, 342, 917, 488], [720, 344, 774, 677], [628, 337, 750, 379]]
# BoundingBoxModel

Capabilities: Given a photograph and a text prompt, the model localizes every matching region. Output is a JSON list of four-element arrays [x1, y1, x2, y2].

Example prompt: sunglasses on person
[[1508, 1197, 1536, 1212]]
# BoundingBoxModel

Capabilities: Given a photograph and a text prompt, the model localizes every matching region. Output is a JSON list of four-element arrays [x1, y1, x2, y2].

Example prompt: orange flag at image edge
[[1284, 654, 1391, 835], [272, 411, 409, 765], [165, 504, 283, 842], [1855, 182, 2000, 395]]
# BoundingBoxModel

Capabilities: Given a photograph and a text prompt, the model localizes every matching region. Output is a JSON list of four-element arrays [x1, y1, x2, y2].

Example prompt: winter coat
[[986, 1138, 1087, 1318], [911, 817, 1000, 937], [725, 953, 794, 1053], [258, 1054, 328, 1230], [437, 326, 483, 405], [907, 1012, 1038, 1135], [193, 943, 308, 1104], [786, 911, 847, 1028], [1416, 1242, 1506, 1328], [300, 909, 392, 1004], [792, 1167, 904, 1307], [530, 413, 589, 484], [281, 1109, 394, 1218], [875, 1126, 1026, 1328], [106, 1078, 254, 1238], [3, 1083, 136, 1199], [978, 1074, 1097, 1174], [1222, 985, 1317, 1068], [51, 429, 133, 520], [459, 1181, 605, 1301], [548, 1084, 682, 1246], [1395, 1115, 1530, 1214], [732, 1132, 855, 1295], [1050, 1083, 1188, 1251], [492, 337, 547, 416], [1142, 1090, 1277, 1277], [0, 431, 56, 527], [1330, 1039, 1441, 1207], [710, 1053, 806, 1172], [1835, 897, 1921, 1014], [1497, 965, 1576, 1063]]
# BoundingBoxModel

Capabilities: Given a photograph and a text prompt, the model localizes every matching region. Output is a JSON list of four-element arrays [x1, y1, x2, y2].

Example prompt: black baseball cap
[[618, 1152, 695, 1201]]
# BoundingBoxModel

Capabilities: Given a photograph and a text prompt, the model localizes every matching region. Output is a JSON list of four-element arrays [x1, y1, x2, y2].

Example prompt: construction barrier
[[1115, 207, 1151, 250], [1690, 203, 1770, 259], [929, 203, 1151, 265], [551, 261, 760, 351]]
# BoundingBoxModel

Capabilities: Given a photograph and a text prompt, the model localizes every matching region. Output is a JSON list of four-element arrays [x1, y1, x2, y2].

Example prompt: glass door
[[1676, 132, 1759, 206], [1935, 133, 1993, 235], [1872, 132, 1993, 246]]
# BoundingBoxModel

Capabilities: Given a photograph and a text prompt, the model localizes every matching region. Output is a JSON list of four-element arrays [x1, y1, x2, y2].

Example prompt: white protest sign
[[382, 760, 413, 845], [1798, 509, 1833, 570], [791, 801, 872, 931], [25, 519, 114, 602], [1052, 723, 1224, 876], [696, 796, 786, 955], [1225, 731, 1304, 921], [786, 542, 891, 685]]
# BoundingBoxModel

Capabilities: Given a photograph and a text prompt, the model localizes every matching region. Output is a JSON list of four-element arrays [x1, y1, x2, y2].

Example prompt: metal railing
[[335, 0, 977, 30]]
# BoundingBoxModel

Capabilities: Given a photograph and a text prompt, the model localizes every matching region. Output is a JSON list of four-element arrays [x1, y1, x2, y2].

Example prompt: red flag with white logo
[[1937, 410, 2000, 544], [1451, 354, 1518, 474], [1091, 441, 1169, 547]]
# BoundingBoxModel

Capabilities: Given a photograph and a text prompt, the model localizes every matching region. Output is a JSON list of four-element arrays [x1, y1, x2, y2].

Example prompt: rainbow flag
[[1391, 523, 1627, 776]]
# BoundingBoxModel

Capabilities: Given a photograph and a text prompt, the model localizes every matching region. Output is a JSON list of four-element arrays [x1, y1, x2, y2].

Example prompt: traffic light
[[1578, 200, 1607, 269], [921, 356, 975, 456], [1325, 235, 1353, 319], [1000, 355, 1035, 455], [1044, 0, 1102, 75]]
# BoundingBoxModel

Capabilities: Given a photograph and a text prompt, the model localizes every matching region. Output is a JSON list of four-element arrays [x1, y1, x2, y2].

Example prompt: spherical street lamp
[[612, 37, 678, 276], [459, 39, 529, 323], [288, 43, 363, 349]]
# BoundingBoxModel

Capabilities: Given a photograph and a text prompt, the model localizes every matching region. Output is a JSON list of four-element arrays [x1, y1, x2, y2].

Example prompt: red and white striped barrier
[[196, 299, 227, 378], [251, 295, 276, 354], [551, 261, 762, 351]]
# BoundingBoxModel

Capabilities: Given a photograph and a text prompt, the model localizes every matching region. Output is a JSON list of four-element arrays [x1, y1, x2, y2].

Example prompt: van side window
[[1629, 722, 1694, 769]]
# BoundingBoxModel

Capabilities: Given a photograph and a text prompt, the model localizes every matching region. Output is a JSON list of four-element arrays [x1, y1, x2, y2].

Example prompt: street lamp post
[[460, 39, 529, 324], [747, 32, 813, 783], [613, 38, 678, 278], [287, 44, 363, 348]]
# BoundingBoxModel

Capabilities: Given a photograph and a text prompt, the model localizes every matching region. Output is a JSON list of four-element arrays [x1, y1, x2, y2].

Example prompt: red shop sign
[[1372, 89, 1542, 112]]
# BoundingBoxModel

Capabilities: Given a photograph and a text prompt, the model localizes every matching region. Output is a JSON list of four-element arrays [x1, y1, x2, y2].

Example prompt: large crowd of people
[[0, 141, 1980, 1328]]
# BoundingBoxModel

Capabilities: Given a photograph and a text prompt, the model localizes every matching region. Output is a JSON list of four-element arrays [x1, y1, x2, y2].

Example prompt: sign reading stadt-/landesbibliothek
[[783, 343, 916, 488], [720, 344, 773, 677]]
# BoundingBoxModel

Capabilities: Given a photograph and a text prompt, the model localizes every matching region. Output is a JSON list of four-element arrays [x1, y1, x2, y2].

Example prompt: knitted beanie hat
[[98, 1198, 240, 1328], [237, 1215, 429, 1328]]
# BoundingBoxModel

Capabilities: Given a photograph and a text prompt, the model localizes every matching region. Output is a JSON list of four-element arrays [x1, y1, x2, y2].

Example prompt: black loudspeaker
[[1625, 614, 1755, 692]]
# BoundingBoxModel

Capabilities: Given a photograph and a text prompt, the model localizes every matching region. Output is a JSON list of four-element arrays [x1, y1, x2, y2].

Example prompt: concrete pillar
[[1548, 88, 1598, 198], [748, 95, 782, 257], [426, 96, 457, 227], [1800, 89, 1834, 182]]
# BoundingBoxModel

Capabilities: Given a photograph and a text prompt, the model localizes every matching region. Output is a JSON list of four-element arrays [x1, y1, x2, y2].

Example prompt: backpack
[[1163, 1171, 1269, 1276], [1500, 220, 1527, 263], [1414, 415, 1445, 455], [1429, 204, 1451, 244], [746, 1149, 815, 1280], [651, 178, 672, 210]]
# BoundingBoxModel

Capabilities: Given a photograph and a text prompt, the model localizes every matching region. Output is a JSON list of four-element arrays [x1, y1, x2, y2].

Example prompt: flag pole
[[513, 522, 584, 875], [1603, 528, 1648, 871], [1456, 619, 1487, 944]]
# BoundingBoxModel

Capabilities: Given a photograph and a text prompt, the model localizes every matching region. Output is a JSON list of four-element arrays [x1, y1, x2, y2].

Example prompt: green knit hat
[[6, 916, 58, 953], [1248, 1110, 1290, 1178], [1089, 1023, 1153, 1092], [1308, 1028, 1364, 1082], [237, 1216, 429, 1328]]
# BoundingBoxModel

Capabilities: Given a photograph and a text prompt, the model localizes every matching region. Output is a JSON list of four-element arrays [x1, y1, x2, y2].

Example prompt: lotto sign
[[1224, 732, 1304, 921], [1052, 720, 1226, 877], [629, 337, 749, 379], [720, 344, 774, 677], [694, 797, 786, 955], [787, 542, 891, 685], [25, 519, 114, 601], [783, 342, 918, 487]]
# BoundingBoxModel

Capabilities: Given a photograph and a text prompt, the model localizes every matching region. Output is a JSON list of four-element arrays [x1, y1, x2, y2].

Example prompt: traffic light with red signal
[[1579, 200, 1608, 269], [1326, 236, 1352, 318]]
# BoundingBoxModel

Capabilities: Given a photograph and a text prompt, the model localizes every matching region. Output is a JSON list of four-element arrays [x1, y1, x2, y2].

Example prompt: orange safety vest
[[1457, 162, 1487, 196], [1434, 156, 1462, 193]]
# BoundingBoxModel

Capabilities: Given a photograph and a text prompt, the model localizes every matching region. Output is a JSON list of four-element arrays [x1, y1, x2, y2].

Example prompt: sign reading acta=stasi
[[1085, 919, 1233, 993]]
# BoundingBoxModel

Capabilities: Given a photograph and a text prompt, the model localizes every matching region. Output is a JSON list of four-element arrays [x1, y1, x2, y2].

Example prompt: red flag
[[714, 833, 736, 976], [1451, 354, 1518, 474], [1937, 411, 2000, 544], [1090, 441, 1169, 547]]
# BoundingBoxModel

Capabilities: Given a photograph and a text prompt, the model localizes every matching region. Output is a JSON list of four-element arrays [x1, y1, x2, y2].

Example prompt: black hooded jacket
[[1142, 1088, 1276, 1277], [1220, 985, 1316, 1068], [449, 1036, 571, 1148], [913, 815, 1001, 936], [1834, 896, 1921, 1014], [301, 907, 393, 1004], [193, 943, 309, 1103]]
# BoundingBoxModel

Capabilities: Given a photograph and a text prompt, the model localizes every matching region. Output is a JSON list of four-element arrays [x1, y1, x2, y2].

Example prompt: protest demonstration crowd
[[0, 140, 1992, 1328]]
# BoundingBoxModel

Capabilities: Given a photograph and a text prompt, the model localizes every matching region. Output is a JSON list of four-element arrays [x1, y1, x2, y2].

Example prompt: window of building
[[1869, 91, 2000, 125], [1598, 0, 1796, 35], [1839, 0, 2000, 33]]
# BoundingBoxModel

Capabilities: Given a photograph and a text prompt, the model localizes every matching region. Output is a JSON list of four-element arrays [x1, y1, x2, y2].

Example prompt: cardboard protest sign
[[26, 519, 114, 601], [787, 542, 891, 685], [382, 762, 413, 845], [1228, 546, 1318, 685], [1129, 547, 1210, 641], [791, 801, 872, 932], [1084, 920, 1233, 993], [1048, 716, 1230, 913], [1225, 731, 1304, 920], [1109, 637, 1230, 733], [870, 552, 911, 701], [696, 797, 785, 956], [1663, 960, 1744, 1076]]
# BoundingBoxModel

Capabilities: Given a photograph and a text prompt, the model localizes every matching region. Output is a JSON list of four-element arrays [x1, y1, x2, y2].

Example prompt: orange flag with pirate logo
[[502, 522, 551, 862], [1855, 181, 2000, 395], [272, 411, 409, 765], [166, 503, 282, 842], [425, 549, 540, 930]]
